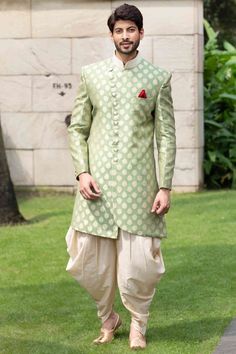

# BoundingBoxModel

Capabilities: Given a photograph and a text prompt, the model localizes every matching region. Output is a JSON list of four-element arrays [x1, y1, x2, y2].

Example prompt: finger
[[85, 187, 101, 199], [156, 204, 170, 215], [155, 205, 166, 215], [80, 185, 92, 199], [165, 205, 170, 213], [80, 181, 96, 199], [88, 193, 100, 200], [90, 180, 101, 194], [80, 190, 88, 199], [151, 199, 160, 212]]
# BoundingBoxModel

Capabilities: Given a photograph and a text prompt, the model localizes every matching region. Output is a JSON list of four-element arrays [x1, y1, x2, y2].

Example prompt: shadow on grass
[[0, 336, 85, 354], [1, 212, 71, 226], [27, 211, 69, 224], [0, 281, 96, 327], [148, 317, 232, 343]]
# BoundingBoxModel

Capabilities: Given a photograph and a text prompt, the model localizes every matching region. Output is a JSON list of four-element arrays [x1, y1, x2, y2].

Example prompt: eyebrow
[[114, 26, 136, 30]]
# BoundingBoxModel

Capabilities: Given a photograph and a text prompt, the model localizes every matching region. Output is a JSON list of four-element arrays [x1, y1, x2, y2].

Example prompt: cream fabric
[[65, 227, 165, 335]]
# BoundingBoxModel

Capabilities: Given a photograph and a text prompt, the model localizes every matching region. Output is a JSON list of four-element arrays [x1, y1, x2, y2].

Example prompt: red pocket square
[[138, 89, 147, 98]]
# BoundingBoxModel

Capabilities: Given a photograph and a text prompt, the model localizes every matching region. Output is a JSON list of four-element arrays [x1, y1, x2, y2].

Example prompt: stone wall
[[0, 0, 204, 192]]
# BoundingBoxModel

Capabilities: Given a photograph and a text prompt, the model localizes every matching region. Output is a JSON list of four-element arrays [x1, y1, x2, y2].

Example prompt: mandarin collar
[[112, 51, 142, 70]]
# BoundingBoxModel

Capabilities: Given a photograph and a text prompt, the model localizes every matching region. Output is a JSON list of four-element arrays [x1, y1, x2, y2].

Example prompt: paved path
[[213, 318, 236, 354]]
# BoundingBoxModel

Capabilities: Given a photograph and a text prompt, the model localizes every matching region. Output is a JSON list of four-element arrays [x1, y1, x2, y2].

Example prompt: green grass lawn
[[0, 191, 235, 354]]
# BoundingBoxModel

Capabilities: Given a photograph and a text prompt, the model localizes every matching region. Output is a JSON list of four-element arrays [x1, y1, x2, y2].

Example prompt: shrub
[[204, 19, 236, 189]]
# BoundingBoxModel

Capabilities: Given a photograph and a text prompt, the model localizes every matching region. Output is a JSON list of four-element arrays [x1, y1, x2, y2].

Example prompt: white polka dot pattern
[[68, 57, 176, 239]]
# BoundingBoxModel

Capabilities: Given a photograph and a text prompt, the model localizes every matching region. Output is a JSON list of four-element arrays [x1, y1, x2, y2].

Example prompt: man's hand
[[78, 172, 101, 200], [151, 188, 171, 215]]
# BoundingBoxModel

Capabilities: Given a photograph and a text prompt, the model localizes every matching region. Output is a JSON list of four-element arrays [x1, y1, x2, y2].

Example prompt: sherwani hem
[[71, 222, 168, 240]]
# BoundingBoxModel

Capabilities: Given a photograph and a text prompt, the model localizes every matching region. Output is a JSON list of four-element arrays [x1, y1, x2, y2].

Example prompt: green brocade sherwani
[[68, 54, 176, 239]]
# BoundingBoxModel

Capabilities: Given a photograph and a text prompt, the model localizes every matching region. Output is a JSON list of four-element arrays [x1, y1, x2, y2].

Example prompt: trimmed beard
[[114, 39, 140, 56]]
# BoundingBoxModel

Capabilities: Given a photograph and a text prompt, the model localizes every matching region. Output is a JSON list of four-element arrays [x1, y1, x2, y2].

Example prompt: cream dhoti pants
[[65, 226, 165, 335]]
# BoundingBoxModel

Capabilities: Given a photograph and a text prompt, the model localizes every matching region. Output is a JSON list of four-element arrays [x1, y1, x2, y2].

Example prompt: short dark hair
[[107, 3, 143, 33]]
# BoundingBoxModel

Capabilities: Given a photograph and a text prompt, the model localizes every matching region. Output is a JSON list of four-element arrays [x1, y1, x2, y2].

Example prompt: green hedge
[[204, 20, 236, 189], [204, 0, 236, 46]]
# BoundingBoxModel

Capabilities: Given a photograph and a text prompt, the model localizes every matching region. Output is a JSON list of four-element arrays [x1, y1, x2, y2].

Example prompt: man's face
[[111, 20, 144, 56]]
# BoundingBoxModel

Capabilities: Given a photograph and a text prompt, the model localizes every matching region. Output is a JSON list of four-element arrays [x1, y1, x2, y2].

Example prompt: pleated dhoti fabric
[[65, 226, 165, 335]]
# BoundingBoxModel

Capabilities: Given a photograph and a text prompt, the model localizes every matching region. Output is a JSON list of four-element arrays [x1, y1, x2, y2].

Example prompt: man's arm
[[68, 68, 92, 177], [68, 69, 101, 200], [151, 72, 176, 215]]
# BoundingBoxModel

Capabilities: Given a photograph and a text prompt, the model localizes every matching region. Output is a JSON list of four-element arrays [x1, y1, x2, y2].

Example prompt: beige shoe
[[93, 313, 122, 345], [129, 326, 147, 350]]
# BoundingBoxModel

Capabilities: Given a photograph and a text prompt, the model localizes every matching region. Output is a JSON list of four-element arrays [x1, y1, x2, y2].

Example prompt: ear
[[109, 31, 114, 40], [140, 28, 144, 40]]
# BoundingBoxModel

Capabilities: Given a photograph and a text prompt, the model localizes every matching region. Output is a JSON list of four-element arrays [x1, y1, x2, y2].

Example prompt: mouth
[[120, 42, 133, 46]]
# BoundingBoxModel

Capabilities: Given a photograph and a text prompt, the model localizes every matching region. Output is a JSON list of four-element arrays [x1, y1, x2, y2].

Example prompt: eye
[[114, 29, 122, 34], [128, 28, 136, 33]]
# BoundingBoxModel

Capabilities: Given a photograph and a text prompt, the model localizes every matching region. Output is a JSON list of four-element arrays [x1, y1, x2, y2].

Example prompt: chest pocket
[[132, 97, 155, 115]]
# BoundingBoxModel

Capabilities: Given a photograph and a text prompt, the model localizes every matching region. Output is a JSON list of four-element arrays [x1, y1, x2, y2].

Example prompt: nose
[[122, 30, 129, 40]]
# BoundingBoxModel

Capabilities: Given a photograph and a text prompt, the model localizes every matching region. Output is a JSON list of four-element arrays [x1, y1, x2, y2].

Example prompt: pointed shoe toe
[[93, 314, 122, 345], [129, 334, 146, 350]]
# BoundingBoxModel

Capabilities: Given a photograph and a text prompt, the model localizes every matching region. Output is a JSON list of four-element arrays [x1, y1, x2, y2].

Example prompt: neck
[[115, 50, 138, 64]]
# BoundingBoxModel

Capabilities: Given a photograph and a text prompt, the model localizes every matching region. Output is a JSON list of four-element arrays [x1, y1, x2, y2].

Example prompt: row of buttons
[[109, 67, 119, 163]]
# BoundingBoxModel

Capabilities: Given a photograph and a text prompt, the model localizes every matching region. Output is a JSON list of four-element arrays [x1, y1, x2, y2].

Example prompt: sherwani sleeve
[[67, 68, 92, 178], [155, 72, 176, 189]]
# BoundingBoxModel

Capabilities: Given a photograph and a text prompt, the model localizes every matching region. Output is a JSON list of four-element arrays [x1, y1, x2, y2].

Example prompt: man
[[65, 3, 176, 350]]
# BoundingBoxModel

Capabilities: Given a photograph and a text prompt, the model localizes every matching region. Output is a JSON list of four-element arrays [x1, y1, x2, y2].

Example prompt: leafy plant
[[204, 0, 236, 46], [204, 19, 236, 189]]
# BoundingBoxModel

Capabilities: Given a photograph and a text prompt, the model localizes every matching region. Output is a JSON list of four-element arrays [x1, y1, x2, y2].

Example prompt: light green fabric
[[68, 55, 176, 238]]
